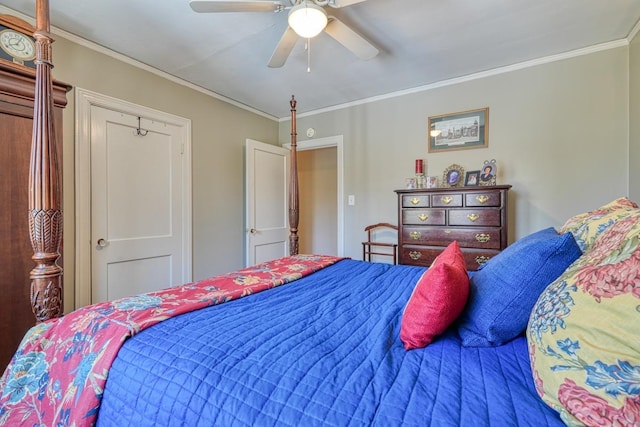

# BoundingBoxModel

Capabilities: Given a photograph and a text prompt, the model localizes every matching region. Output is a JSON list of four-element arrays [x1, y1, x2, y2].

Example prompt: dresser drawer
[[401, 227, 501, 249], [461, 248, 500, 270], [401, 209, 446, 225], [399, 245, 439, 267], [465, 192, 502, 207], [449, 209, 501, 226], [431, 193, 463, 207], [402, 227, 434, 243], [402, 195, 429, 208], [400, 245, 499, 270]]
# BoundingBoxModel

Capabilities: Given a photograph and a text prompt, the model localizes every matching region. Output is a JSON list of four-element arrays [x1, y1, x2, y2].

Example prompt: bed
[[1, 254, 566, 426], [3, 210, 639, 427], [2, 2, 639, 426]]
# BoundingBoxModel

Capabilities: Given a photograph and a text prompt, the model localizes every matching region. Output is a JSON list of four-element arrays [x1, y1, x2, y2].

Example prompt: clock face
[[0, 29, 36, 61]]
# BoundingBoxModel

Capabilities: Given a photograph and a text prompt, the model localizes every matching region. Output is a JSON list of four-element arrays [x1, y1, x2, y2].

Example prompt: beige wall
[[18, 13, 637, 310], [51, 36, 278, 311], [630, 31, 640, 202], [281, 47, 631, 260]]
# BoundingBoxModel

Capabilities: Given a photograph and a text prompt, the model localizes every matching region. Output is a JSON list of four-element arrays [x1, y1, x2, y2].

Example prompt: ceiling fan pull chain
[[307, 38, 311, 73]]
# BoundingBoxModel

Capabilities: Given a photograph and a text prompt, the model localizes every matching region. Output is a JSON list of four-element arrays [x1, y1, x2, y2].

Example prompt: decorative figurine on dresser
[[395, 185, 511, 270]]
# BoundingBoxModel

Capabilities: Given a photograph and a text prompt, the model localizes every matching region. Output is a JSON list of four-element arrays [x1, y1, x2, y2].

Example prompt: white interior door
[[91, 105, 188, 302], [245, 139, 290, 266]]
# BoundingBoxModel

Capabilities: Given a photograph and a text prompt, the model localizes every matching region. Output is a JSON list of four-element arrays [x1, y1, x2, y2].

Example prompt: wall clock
[[0, 29, 35, 61], [0, 14, 37, 69]]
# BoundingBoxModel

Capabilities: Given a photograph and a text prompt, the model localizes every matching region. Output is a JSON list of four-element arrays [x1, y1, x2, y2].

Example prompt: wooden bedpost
[[289, 95, 299, 255], [28, 0, 63, 322]]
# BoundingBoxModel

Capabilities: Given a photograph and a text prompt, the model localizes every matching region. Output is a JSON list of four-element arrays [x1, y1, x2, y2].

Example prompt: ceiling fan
[[189, 0, 379, 68]]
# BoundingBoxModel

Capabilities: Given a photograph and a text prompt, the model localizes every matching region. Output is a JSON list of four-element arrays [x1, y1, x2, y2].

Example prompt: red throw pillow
[[400, 241, 470, 350]]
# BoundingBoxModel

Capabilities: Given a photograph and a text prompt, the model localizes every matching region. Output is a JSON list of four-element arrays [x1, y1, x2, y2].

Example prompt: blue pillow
[[457, 227, 582, 347]]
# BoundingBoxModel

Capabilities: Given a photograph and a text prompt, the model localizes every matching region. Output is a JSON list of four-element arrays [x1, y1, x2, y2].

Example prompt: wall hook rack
[[136, 116, 149, 136]]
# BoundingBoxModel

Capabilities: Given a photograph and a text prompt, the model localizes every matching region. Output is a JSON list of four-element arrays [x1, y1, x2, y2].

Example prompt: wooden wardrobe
[[0, 60, 69, 370]]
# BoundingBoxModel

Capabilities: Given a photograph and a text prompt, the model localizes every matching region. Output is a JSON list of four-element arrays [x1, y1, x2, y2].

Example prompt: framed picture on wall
[[428, 108, 489, 153]]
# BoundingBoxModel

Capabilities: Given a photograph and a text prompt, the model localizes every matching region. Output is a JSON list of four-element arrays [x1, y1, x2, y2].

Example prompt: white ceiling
[[2, 0, 640, 119]]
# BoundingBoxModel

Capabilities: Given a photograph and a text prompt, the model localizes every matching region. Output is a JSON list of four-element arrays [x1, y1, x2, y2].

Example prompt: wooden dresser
[[395, 185, 511, 271]]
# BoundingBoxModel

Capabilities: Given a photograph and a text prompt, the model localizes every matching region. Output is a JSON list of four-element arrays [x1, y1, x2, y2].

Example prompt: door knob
[[249, 228, 257, 234], [97, 238, 107, 248]]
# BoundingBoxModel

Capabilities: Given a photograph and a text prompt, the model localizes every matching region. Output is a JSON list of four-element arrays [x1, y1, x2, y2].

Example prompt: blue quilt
[[96, 259, 562, 426]]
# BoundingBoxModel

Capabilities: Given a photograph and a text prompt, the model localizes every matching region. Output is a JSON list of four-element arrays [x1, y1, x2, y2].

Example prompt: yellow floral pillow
[[527, 208, 640, 426], [559, 197, 639, 252]]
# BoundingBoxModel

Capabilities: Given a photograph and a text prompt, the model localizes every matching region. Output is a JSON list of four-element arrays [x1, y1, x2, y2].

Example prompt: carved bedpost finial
[[289, 96, 299, 255], [29, 0, 63, 322]]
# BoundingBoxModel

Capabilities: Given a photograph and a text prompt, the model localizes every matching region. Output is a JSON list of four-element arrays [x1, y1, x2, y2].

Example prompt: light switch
[[348, 195, 355, 206]]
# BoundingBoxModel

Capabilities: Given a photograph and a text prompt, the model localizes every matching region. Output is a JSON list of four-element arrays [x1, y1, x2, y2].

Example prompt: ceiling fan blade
[[324, 17, 379, 60], [328, 0, 367, 8], [268, 27, 298, 68], [190, 0, 286, 13]]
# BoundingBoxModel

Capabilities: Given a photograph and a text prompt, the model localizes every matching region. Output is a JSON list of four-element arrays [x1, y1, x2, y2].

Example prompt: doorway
[[298, 147, 337, 255], [286, 135, 344, 256]]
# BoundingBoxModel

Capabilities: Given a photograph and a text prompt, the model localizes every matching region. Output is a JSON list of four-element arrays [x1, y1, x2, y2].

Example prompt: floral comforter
[[0, 254, 343, 426]]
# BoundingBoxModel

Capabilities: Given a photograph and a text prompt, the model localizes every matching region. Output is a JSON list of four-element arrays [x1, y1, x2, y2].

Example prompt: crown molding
[[0, 5, 279, 121], [1, 4, 631, 124], [287, 38, 629, 121]]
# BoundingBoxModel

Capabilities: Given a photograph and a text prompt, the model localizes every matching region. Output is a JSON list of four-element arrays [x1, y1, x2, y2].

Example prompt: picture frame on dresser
[[479, 159, 497, 186], [442, 164, 464, 187], [427, 107, 489, 153], [405, 178, 417, 189], [465, 171, 480, 186]]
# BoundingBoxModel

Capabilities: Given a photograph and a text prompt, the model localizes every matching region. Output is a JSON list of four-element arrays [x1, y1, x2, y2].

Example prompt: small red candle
[[415, 159, 424, 174]]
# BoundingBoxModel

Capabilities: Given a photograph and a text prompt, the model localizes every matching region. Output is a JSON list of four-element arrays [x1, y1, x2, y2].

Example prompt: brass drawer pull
[[476, 195, 489, 204], [410, 197, 421, 205], [441, 196, 453, 204], [409, 251, 422, 260], [475, 255, 490, 265], [475, 233, 491, 243], [410, 231, 421, 240], [418, 213, 429, 221], [467, 213, 480, 222], [444, 229, 451, 234]]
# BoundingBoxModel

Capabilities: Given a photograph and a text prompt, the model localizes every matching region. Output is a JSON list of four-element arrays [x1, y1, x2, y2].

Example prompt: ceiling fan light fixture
[[288, 2, 328, 38]]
